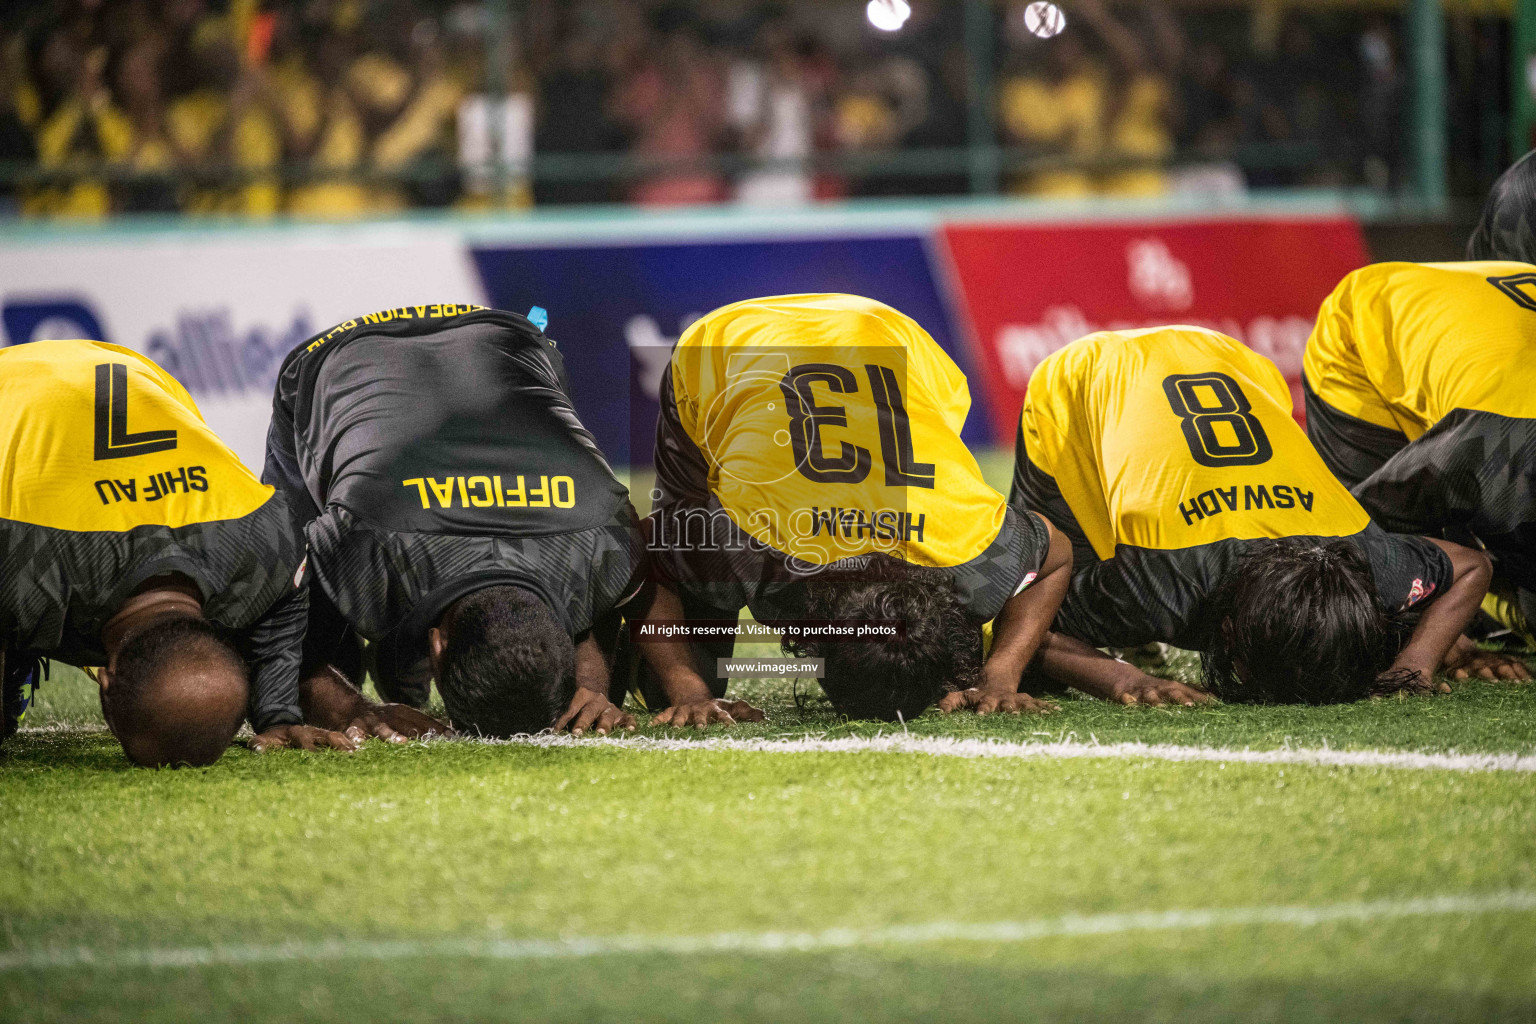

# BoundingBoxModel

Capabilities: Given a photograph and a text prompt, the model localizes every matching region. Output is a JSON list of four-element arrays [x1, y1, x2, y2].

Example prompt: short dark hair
[[781, 555, 979, 721], [437, 586, 574, 737], [1202, 538, 1396, 704], [1469, 148, 1536, 263], [108, 616, 248, 766]]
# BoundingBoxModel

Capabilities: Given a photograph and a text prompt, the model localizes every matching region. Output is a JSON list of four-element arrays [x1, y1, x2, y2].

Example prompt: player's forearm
[[1036, 632, 1152, 702], [572, 633, 611, 697], [298, 665, 372, 730], [1393, 539, 1492, 679], [647, 648, 717, 706], [629, 582, 716, 706], [982, 524, 1073, 693]]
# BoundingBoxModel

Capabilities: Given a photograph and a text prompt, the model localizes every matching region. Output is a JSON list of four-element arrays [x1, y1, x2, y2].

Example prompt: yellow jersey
[[0, 341, 307, 730], [0, 340, 274, 531], [1021, 326, 1370, 559], [1303, 261, 1536, 595], [1305, 261, 1536, 438], [668, 293, 1008, 568], [1012, 327, 1448, 649]]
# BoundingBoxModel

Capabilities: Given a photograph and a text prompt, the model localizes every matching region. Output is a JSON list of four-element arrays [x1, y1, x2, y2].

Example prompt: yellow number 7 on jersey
[[94, 362, 178, 461]]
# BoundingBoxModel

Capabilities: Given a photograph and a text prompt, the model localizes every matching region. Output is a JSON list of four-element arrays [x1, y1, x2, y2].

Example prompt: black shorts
[[1301, 376, 1410, 491], [1304, 382, 1536, 592]]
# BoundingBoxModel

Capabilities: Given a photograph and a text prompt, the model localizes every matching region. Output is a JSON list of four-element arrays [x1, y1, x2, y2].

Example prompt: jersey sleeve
[[262, 353, 322, 528], [613, 559, 655, 621], [1009, 510, 1052, 594], [540, 332, 576, 401], [1352, 525, 1454, 614], [1349, 410, 1526, 542], [584, 501, 650, 631], [1303, 269, 1400, 432], [1010, 417, 1097, 570], [958, 507, 1054, 621], [238, 581, 308, 732], [651, 364, 713, 509]]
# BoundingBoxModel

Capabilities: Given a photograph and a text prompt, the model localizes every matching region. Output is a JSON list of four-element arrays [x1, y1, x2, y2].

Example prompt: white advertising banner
[[0, 225, 487, 468]]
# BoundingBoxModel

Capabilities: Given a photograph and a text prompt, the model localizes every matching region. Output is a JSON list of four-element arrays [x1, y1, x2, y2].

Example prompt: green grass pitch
[[3, 453, 1536, 1022]]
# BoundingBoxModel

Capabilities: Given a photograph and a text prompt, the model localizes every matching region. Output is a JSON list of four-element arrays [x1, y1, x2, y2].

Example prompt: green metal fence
[[0, 0, 1506, 215]]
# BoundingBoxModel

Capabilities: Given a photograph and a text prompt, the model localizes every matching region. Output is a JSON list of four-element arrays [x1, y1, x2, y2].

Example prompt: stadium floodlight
[[1023, 1, 1067, 38], [866, 0, 911, 33]]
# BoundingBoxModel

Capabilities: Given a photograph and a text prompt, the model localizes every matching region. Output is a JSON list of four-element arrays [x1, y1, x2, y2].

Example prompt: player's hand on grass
[[555, 688, 636, 737], [937, 687, 1057, 715], [1441, 635, 1533, 682], [651, 699, 766, 730], [1370, 666, 1451, 696], [341, 703, 449, 744], [249, 724, 358, 754], [1108, 674, 1214, 707]]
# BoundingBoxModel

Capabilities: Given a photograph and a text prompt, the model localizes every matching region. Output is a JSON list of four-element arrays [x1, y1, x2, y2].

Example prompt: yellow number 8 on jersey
[[1162, 372, 1274, 467]]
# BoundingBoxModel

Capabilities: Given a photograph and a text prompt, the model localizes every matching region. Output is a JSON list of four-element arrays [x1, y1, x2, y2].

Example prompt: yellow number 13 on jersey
[[779, 362, 936, 489]]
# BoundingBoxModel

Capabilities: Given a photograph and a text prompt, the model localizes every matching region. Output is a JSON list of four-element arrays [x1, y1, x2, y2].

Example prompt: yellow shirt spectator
[[1000, 68, 1105, 197], [27, 96, 132, 218]]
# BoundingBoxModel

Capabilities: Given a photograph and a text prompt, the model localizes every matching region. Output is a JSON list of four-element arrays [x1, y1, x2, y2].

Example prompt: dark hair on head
[[1469, 149, 1536, 264], [1201, 538, 1396, 704], [781, 555, 979, 721], [437, 586, 574, 737], [108, 616, 248, 767]]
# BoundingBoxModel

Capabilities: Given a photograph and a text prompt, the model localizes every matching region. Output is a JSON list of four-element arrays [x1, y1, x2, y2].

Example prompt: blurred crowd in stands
[[0, 0, 1508, 218]]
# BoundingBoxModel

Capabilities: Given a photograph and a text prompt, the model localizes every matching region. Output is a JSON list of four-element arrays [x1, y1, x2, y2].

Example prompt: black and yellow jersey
[[1306, 261, 1536, 438], [0, 340, 307, 731], [651, 294, 1049, 623], [1012, 326, 1451, 650], [1303, 261, 1536, 589], [265, 304, 645, 687]]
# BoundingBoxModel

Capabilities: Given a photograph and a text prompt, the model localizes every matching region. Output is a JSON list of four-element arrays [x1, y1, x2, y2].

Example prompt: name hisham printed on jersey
[[94, 465, 210, 505], [650, 502, 927, 557], [803, 507, 926, 542], [1177, 482, 1319, 526], [401, 474, 577, 510]]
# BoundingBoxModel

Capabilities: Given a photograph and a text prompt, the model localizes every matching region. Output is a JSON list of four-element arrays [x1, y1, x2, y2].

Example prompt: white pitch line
[[5, 891, 1533, 973], [23, 725, 1536, 772], [477, 732, 1536, 773]]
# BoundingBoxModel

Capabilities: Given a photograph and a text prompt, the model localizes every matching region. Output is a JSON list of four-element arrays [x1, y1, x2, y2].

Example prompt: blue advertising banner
[[470, 234, 989, 468]]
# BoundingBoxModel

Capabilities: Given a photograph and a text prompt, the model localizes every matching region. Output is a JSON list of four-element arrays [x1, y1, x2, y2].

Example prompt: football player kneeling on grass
[[0, 340, 354, 765], [265, 303, 754, 738], [643, 294, 1071, 722], [1296, 160, 1536, 677], [1011, 326, 1491, 705]]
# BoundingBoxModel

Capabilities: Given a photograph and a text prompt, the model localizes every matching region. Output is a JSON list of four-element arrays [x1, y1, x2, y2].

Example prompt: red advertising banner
[[941, 216, 1370, 442]]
